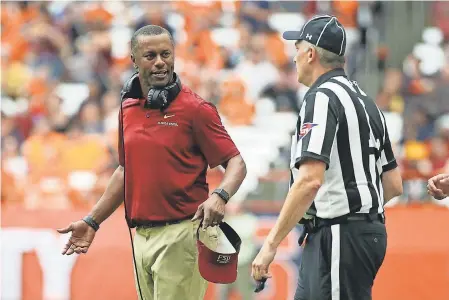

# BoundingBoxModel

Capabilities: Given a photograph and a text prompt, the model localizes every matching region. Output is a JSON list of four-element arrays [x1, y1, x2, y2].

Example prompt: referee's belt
[[132, 214, 194, 228], [297, 213, 385, 246], [300, 213, 385, 232]]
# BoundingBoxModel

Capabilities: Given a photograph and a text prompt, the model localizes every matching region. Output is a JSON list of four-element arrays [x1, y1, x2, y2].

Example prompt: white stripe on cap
[[299, 14, 332, 38], [316, 16, 335, 47], [334, 21, 346, 55]]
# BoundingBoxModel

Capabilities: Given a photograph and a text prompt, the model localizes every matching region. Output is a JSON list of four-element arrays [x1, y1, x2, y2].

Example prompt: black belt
[[298, 213, 385, 246], [133, 214, 194, 228]]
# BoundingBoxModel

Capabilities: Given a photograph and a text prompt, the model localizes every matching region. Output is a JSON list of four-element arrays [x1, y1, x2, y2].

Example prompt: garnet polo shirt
[[118, 85, 240, 222]]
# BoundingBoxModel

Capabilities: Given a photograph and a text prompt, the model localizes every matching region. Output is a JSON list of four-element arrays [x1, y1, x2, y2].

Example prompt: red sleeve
[[193, 102, 240, 168], [118, 110, 124, 166]]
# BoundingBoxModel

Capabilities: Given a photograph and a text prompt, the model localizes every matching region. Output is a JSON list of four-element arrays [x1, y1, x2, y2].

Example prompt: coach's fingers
[[191, 204, 204, 221], [202, 207, 212, 230], [65, 244, 76, 256], [57, 223, 74, 234], [61, 241, 72, 255]]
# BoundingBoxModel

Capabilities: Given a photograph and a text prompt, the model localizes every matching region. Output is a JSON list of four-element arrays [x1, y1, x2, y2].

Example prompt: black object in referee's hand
[[254, 278, 267, 293]]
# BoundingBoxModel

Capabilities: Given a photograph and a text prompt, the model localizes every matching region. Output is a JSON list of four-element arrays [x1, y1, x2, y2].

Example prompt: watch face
[[214, 189, 229, 201]]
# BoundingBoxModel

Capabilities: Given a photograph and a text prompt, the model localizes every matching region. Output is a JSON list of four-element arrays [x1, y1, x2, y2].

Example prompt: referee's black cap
[[283, 15, 347, 56]]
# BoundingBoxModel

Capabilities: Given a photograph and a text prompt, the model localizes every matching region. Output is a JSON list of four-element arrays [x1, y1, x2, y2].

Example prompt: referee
[[252, 15, 403, 300]]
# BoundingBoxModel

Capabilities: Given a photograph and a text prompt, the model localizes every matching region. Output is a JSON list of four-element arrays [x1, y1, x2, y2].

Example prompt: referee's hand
[[428, 173, 449, 200], [252, 242, 276, 282]]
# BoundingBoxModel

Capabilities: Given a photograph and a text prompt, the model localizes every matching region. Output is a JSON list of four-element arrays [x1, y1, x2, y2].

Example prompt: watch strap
[[212, 188, 230, 203], [83, 215, 100, 231]]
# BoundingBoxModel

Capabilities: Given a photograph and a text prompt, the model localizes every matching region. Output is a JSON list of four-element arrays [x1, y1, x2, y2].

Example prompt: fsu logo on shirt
[[298, 122, 318, 140]]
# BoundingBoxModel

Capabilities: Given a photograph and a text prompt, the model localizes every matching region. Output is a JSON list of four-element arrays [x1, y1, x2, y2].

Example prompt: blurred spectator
[[62, 121, 110, 174], [431, 1, 449, 41], [239, 1, 271, 33], [376, 68, 405, 114], [134, 2, 174, 35], [235, 33, 279, 102], [78, 101, 104, 134], [218, 77, 255, 126], [260, 63, 301, 113], [44, 93, 70, 132]]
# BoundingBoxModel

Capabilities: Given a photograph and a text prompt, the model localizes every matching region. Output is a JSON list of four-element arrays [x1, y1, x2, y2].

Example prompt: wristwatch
[[83, 215, 100, 231], [212, 188, 230, 204]]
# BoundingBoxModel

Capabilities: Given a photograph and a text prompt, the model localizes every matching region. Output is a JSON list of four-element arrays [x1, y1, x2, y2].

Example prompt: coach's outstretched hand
[[57, 220, 96, 255], [192, 193, 226, 229]]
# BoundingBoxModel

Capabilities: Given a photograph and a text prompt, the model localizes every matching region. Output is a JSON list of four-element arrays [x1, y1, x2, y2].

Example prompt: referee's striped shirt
[[290, 68, 397, 219]]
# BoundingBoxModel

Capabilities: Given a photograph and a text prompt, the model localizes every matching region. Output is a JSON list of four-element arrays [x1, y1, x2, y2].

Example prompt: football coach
[[57, 25, 247, 300], [252, 15, 403, 300]]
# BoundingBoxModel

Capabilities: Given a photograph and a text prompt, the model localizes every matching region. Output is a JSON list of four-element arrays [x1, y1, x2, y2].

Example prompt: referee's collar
[[306, 68, 346, 97]]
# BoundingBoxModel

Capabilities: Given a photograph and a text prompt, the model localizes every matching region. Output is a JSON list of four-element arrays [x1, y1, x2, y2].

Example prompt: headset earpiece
[[145, 73, 182, 111]]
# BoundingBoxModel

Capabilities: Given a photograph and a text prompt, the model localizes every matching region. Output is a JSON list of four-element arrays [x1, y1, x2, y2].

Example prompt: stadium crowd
[[2, 0, 449, 210]]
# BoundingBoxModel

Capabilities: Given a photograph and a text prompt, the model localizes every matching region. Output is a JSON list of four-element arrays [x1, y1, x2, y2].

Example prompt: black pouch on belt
[[297, 225, 309, 246]]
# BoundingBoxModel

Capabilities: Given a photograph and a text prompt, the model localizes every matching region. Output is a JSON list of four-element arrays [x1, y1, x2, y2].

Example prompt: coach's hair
[[303, 41, 345, 69], [131, 25, 174, 55]]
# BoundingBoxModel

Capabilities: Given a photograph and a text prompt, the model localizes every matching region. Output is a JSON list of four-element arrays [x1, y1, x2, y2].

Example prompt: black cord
[[120, 101, 145, 300]]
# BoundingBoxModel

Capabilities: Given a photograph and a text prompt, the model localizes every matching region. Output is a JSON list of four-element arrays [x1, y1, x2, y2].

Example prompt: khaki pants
[[133, 219, 218, 300]]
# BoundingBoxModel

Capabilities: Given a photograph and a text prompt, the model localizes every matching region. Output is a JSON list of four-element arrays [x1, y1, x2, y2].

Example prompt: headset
[[119, 72, 181, 300], [121, 71, 182, 111]]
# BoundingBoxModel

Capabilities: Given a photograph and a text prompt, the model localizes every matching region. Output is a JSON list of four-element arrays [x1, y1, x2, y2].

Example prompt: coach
[[57, 25, 246, 300], [252, 15, 403, 300]]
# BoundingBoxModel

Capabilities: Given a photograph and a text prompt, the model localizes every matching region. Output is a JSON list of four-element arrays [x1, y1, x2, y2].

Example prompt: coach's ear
[[131, 54, 138, 71]]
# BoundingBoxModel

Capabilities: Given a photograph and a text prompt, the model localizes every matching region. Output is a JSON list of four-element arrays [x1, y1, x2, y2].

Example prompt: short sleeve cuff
[[209, 149, 240, 169], [382, 159, 398, 172], [295, 151, 330, 169]]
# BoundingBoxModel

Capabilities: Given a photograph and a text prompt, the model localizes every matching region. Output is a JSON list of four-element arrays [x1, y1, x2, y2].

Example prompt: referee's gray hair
[[303, 41, 345, 69]]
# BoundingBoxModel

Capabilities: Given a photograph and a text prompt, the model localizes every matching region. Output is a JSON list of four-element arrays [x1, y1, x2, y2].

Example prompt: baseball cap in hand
[[283, 15, 347, 56], [197, 222, 241, 284]]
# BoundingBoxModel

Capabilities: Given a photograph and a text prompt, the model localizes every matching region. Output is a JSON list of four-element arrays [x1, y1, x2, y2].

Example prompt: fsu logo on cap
[[216, 254, 231, 264], [299, 122, 318, 140]]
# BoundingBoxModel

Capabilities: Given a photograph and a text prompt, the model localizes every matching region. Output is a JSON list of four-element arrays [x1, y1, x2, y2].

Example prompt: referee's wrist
[[83, 215, 100, 231]]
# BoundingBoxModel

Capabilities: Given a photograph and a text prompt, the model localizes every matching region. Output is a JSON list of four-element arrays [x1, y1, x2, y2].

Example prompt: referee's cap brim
[[282, 31, 302, 41]]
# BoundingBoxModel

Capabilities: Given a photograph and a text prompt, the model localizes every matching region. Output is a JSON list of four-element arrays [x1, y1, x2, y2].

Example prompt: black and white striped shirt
[[290, 68, 397, 219]]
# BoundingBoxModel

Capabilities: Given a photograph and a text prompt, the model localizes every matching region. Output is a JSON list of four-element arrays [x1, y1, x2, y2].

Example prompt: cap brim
[[196, 222, 242, 284], [282, 31, 302, 41], [197, 240, 238, 284]]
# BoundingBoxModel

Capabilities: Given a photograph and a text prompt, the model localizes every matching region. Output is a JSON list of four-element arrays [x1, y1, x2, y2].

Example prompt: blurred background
[[1, 1, 448, 300]]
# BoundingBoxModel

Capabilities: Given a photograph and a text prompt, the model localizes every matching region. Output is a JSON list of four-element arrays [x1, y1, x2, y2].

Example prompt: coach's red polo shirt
[[118, 85, 240, 222]]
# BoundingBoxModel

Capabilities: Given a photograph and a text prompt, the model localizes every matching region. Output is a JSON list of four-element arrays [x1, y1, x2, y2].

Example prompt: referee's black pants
[[294, 217, 387, 300]]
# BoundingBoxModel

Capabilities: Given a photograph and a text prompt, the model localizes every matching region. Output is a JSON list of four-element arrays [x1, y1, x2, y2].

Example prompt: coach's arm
[[89, 165, 125, 223], [57, 166, 125, 255], [382, 167, 403, 203]]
